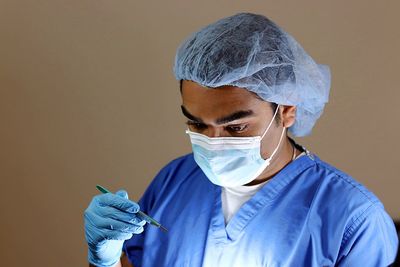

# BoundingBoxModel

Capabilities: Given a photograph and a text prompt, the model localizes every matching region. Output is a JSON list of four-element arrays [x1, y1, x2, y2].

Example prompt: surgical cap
[[173, 13, 331, 137]]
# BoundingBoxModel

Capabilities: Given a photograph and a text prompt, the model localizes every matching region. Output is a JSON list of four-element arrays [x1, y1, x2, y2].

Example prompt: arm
[[337, 205, 398, 266]]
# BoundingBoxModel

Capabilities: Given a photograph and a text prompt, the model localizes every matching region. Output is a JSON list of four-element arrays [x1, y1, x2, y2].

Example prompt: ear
[[280, 105, 296, 128]]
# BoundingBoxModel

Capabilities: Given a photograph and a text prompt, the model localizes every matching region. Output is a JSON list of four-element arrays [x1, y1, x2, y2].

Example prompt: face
[[181, 80, 295, 160]]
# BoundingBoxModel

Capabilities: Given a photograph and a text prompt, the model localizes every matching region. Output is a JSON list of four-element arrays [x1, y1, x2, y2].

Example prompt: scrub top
[[123, 152, 398, 267]]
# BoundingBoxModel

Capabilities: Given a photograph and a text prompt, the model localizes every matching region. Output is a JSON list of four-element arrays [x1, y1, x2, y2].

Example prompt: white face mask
[[186, 105, 286, 187]]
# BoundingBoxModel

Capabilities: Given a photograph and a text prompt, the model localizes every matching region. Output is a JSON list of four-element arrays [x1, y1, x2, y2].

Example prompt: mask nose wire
[[261, 104, 281, 140]]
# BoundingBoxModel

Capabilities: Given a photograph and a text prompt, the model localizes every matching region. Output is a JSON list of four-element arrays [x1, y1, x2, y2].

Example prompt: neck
[[245, 136, 299, 186]]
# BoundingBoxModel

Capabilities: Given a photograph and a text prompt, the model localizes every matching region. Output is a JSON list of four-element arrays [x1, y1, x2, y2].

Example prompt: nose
[[204, 127, 223, 138]]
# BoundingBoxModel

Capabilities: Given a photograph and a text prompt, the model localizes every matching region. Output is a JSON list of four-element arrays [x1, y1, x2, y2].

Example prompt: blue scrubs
[[123, 153, 398, 266]]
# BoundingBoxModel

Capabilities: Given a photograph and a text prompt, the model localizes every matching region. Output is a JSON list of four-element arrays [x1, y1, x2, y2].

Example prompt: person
[[84, 13, 399, 267]]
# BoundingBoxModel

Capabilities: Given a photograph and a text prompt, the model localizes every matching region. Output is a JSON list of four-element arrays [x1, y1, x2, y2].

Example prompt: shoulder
[[310, 155, 381, 207], [305, 155, 398, 263], [138, 153, 204, 207], [160, 153, 197, 171], [148, 153, 200, 188], [155, 153, 199, 183], [293, 154, 384, 226]]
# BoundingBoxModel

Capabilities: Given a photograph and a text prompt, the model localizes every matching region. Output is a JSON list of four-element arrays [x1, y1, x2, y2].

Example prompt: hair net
[[173, 13, 331, 137]]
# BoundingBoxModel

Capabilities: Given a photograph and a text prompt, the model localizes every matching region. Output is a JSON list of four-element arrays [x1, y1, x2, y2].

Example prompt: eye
[[186, 121, 207, 131], [226, 124, 248, 133]]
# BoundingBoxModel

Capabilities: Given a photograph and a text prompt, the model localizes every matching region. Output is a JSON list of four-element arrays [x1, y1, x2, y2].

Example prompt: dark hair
[[270, 102, 281, 125]]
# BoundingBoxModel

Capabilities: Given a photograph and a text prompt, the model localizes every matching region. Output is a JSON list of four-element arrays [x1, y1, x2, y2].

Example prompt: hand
[[84, 190, 146, 267]]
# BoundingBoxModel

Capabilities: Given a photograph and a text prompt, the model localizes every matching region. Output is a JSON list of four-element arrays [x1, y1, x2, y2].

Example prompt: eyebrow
[[181, 105, 203, 122], [180, 105, 255, 125]]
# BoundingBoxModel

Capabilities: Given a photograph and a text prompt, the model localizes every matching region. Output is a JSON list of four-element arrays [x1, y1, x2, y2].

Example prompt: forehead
[[181, 80, 264, 105], [181, 80, 269, 121]]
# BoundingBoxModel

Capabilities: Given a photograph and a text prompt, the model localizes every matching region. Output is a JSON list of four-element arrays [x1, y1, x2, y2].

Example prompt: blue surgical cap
[[174, 13, 331, 137]]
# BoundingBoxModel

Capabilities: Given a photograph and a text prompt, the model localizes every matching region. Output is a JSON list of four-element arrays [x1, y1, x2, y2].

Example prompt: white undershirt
[[221, 151, 306, 224]]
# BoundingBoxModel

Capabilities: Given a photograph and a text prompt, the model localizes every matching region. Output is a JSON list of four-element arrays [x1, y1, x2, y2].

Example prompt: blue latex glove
[[84, 190, 146, 267]]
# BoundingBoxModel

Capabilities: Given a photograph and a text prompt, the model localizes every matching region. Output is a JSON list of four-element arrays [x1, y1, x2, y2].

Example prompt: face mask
[[186, 105, 286, 187]]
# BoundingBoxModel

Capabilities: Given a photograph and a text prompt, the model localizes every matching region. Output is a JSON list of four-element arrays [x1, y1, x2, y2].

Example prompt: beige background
[[0, 1, 399, 266]]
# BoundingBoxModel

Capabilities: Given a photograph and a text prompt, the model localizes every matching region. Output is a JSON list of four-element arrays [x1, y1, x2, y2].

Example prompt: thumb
[[115, 189, 129, 199]]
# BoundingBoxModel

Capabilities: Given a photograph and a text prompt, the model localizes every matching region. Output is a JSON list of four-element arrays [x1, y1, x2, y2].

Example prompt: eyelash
[[228, 124, 248, 132], [186, 121, 207, 130], [186, 121, 249, 133]]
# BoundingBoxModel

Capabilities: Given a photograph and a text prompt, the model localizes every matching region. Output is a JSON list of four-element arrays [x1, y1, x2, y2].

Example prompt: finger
[[95, 206, 147, 227], [89, 212, 144, 234], [96, 193, 140, 213], [115, 190, 128, 199], [100, 226, 144, 240], [102, 228, 134, 241], [85, 226, 134, 245]]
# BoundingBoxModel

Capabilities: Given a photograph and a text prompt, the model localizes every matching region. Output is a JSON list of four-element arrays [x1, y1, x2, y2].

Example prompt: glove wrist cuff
[[88, 248, 122, 267]]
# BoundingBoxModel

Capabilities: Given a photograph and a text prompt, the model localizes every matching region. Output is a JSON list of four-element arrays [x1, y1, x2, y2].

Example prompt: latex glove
[[84, 190, 146, 267]]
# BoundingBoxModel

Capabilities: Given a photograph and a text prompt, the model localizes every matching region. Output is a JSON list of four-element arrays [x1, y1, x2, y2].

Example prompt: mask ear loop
[[261, 104, 281, 140], [252, 126, 286, 180], [260, 104, 286, 164], [266, 126, 286, 163]]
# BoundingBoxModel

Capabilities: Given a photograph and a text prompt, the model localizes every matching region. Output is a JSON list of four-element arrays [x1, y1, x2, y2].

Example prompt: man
[[84, 13, 398, 266]]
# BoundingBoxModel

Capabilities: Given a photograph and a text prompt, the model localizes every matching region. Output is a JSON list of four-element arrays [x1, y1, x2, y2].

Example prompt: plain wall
[[0, 1, 399, 266]]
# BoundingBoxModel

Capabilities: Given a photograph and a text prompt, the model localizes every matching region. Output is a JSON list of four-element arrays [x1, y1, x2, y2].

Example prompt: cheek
[[259, 125, 283, 157]]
